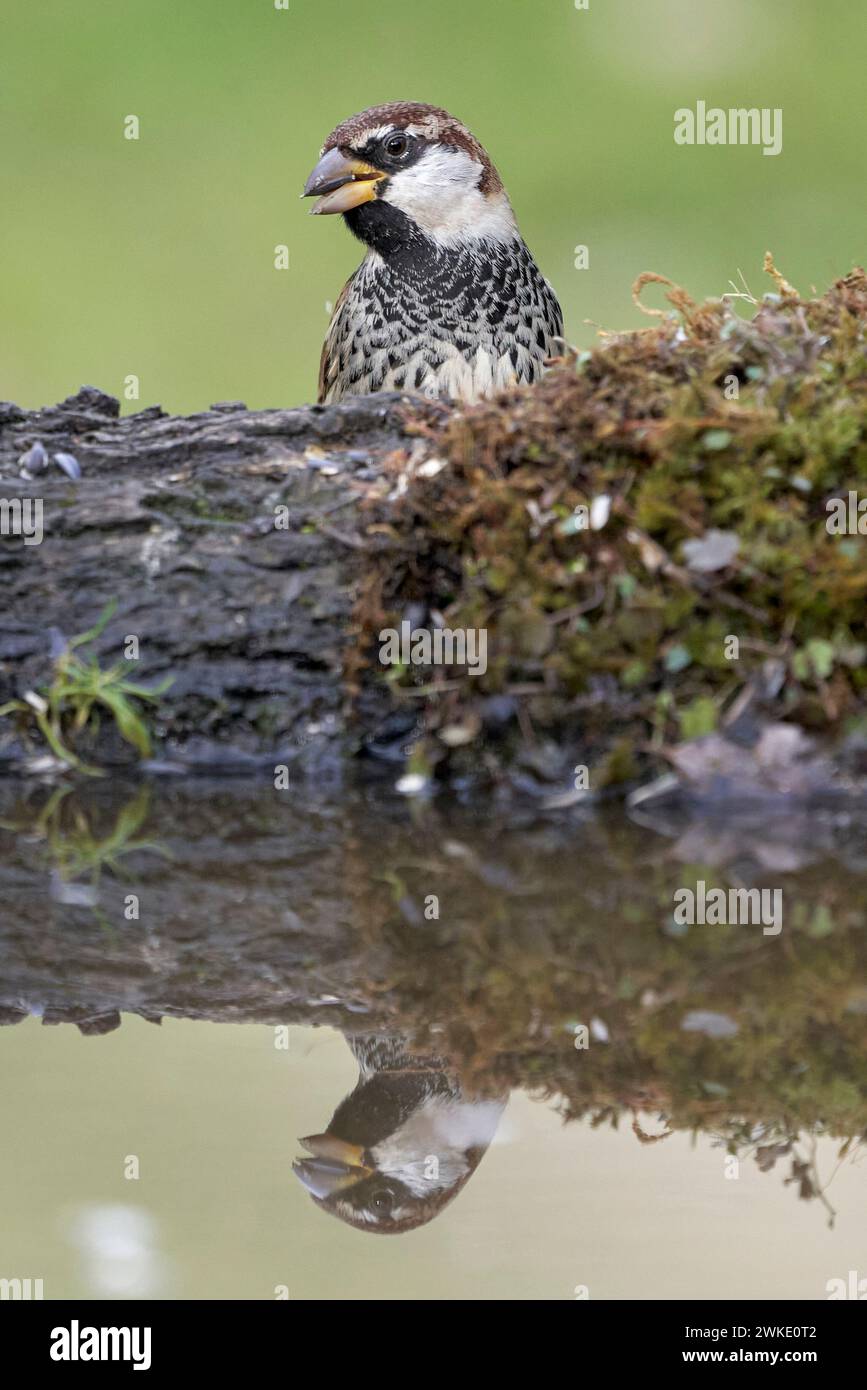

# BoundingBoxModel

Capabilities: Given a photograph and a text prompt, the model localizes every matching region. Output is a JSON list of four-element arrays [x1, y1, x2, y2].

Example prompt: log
[[2, 268, 866, 797], [0, 385, 434, 776]]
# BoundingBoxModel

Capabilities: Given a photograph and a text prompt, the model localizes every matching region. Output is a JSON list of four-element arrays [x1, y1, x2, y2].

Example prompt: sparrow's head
[[292, 1036, 506, 1234], [302, 101, 517, 252], [293, 1131, 489, 1235]]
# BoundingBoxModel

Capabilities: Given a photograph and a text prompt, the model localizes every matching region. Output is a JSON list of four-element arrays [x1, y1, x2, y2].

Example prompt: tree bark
[[0, 385, 430, 774]]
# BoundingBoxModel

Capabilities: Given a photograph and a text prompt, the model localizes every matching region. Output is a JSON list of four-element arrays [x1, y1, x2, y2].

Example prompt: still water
[[1, 778, 866, 1300]]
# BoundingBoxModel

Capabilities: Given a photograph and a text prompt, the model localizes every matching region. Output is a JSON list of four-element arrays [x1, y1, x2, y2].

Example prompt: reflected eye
[[384, 133, 409, 159]]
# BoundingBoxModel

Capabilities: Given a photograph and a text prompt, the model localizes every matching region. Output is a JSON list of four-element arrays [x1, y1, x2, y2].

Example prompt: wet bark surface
[[0, 386, 436, 774]]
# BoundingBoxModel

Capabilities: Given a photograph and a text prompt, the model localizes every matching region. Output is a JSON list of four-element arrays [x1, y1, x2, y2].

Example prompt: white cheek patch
[[371, 1097, 506, 1196], [384, 146, 516, 246]]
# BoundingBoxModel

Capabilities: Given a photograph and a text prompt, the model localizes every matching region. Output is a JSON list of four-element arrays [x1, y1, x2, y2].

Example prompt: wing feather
[[317, 276, 354, 403]]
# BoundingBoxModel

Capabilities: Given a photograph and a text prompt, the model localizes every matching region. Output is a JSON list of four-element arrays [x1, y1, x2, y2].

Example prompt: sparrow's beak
[[293, 1133, 373, 1199], [302, 147, 385, 215]]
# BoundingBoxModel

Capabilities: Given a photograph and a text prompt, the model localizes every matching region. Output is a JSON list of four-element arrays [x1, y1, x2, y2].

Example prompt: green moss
[[355, 265, 867, 777]]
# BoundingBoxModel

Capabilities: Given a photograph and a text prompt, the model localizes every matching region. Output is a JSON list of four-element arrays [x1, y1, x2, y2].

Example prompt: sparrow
[[293, 1034, 507, 1234], [302, 101, 563, 404]]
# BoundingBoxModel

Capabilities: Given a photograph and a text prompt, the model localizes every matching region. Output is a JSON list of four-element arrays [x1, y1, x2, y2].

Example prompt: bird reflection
[[293, 1035, 507, 1234]]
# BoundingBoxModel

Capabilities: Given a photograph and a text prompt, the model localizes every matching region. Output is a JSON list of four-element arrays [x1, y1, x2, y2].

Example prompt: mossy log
[[2, 264, 867, 798]]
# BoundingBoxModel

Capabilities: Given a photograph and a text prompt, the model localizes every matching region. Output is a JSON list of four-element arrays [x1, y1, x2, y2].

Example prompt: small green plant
[[0, 785, 170, 888], [0, 601, 172, 774]]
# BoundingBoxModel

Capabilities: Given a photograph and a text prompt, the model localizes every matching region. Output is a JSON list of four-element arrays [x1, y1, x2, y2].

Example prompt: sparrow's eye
[[371, 1188, 394, 1213], [384, 133, 409, 159]]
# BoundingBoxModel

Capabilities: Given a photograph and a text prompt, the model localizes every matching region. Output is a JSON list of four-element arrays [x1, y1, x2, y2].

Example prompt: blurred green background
[[2, 0, 864, 414]]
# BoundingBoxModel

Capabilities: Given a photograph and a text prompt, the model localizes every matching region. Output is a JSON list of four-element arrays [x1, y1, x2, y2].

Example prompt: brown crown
[[322, 101, 503, 195]]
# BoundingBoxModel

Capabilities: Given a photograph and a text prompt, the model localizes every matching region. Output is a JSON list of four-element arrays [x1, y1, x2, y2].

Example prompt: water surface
[[1, 780, 865, 1299]]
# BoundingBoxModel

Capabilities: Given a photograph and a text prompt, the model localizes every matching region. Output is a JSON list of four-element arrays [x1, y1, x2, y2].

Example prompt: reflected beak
[[293, 1133, 373, 1199], [299, 1133, 369, 1167], [301, 147, 385, 215]]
